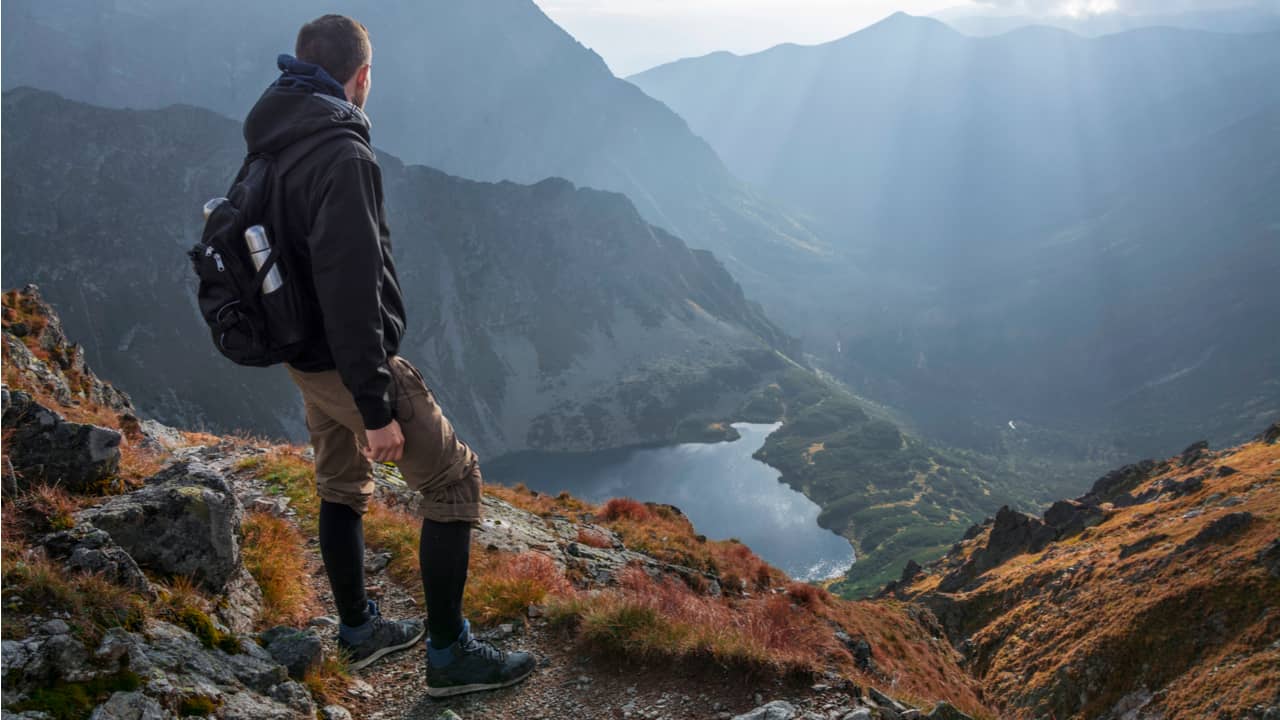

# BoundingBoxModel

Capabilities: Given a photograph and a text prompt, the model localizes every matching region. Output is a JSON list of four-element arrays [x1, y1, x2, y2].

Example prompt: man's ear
[[358, 64, 371, 88]]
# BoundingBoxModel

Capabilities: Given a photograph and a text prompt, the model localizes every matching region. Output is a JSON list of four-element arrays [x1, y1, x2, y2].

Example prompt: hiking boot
[[425, 620, 536, 697], [338, 600, 425, 671]]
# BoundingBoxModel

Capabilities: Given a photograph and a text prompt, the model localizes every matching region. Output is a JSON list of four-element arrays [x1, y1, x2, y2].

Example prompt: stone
[[734, 701, 797, 720], [309, 616, 339, 628], [321, 706, 355, 720], [1118, 534, 1168, 560], [1254, 422, 1280, 445], [1180, 512, 1254, 551], [1043, 499, 1103, 537], [925, 702, 973, 720], [267, 680, 315, 715], [1086, 460, 1157, 504], [1179, 440, 1210, 466], [218, 691, 297, 720], [1256, 538, 1280, 578], [842, 711, 873, 720], [1, 390, 122, 494], [1216, 465, 1239, 477], [41, 525, 154, 596], [261, 627, 323, 681], [78, 461, 246, 592], [834, 630, 874, 672], [88, 691, 169, 720], [366, 551, 392, 574]]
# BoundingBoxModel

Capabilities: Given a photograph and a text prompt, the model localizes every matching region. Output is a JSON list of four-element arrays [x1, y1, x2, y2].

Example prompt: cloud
[[971, 0, 1277, 15]]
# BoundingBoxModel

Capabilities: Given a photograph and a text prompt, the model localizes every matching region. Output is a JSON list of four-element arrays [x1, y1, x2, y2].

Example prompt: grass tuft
[[241, 511, 319, 628]]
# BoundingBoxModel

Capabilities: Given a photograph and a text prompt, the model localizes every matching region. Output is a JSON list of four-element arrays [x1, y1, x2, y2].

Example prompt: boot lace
[[460, 634, 507, 663]]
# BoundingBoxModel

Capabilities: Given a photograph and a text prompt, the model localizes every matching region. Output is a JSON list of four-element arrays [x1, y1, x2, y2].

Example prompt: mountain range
[[0, 88, 792, 458], [632, 14, 1280, 458], [0, 0, 828, 328]]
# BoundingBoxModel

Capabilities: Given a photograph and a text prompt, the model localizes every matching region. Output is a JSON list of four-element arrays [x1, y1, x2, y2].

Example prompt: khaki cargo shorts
[[285, 355, 482, 522]]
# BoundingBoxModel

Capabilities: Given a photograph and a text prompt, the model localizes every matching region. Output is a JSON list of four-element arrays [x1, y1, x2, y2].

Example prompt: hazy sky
[[534, 0, 1276, 76]]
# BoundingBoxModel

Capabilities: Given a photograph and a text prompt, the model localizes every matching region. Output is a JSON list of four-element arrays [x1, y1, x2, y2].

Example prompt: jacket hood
[[243, 54, 372, 154]]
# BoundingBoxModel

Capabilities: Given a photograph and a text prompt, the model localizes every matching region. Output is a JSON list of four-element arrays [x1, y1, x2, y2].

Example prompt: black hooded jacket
[[243, 71, 406, 431]]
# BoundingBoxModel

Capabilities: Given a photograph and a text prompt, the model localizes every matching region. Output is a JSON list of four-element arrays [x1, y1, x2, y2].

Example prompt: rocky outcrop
[[2, 389, 122, 494], [2, 618, 310, 719], [78, 461, 246, 592], [2, 285, 134, 414], [42, 525, 154, 596]]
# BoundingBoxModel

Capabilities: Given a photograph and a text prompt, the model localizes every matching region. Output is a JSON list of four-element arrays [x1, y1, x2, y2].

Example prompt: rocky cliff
[[886, 429, 1280, 719]]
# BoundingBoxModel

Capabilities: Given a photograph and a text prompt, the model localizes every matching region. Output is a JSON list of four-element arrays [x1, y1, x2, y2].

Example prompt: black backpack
[[188, 128, 362, 367]]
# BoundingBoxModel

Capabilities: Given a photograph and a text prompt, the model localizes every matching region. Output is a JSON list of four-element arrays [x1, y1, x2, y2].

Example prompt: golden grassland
[[906, 437, 1280, 719]]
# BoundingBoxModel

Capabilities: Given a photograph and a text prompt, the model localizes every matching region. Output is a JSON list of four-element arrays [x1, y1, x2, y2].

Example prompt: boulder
[[1179, 440, 1210, 467], [1258, 539, 1280, 578], [1179, 512, 1254, 552], [1, 390, 121, 494], [88, 691, 171, 720], [1043, 500, 1103, 538], [1254, 422, 1280, 445], [734, 701, 797, 720], [77, 461, 244, 592], [926, 702, 973, 720], [1086, 460, 1157, 504], [41, 525, 154, 596], [260, 627, 323, 681]]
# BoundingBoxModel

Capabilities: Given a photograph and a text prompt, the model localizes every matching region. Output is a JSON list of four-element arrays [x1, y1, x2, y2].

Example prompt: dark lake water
[[486, 422, 855, 581]]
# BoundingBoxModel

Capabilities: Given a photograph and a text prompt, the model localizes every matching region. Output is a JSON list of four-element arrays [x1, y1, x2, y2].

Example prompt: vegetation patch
[[236, 449, 319, 528], [241, 511, 319, 628], [10, 670, 142, 720], [465, 550, 570, 626]]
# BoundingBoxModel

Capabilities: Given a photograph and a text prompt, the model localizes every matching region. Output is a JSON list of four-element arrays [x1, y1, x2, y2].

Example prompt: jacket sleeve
[[307, 156, 394, 430]]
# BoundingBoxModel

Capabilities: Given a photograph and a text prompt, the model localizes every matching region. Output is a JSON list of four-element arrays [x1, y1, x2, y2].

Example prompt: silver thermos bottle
[[244, 225, 284, 294]]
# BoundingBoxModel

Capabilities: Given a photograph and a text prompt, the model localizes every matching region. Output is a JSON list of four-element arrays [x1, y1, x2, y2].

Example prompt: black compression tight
[[318, 500, 370, 627], [420, 518, 471, 647]]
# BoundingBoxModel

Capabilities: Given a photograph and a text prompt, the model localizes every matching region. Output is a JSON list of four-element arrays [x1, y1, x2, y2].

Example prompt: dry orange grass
[[464, 550, 571, 626], [551, 566, 850, 677], [575, 527, 613, 549], [364, 501, 423, 600], [241, 511, 321, 628], [484, 482, 592, 517], [903, 435, 1280, 719]]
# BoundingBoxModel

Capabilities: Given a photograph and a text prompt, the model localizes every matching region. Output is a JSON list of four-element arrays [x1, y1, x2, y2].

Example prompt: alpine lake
[[486, 422, 855, 581]]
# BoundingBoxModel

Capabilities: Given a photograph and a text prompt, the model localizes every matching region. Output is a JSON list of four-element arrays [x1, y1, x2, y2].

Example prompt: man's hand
[[363, 420, 404, 463]]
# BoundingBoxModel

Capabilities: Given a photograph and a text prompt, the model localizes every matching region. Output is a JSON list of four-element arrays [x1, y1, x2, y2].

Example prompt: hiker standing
[[240, 14, 535, 696]]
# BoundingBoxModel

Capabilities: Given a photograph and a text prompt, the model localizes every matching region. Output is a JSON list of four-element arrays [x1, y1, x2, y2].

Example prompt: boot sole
[[347, 626, 426, 671], [425, 665, 536, 698]]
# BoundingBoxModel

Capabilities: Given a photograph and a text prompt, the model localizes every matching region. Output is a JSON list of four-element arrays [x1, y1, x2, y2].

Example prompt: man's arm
[[308, 155, 394, 431]]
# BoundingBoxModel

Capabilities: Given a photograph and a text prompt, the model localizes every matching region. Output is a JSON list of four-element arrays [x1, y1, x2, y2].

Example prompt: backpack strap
[[273, 126, 369, 178], [245, 127, 368, 297]]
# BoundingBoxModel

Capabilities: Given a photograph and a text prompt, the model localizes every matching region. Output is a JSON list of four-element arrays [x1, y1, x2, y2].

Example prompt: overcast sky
[[533, 0, 1277, 76]]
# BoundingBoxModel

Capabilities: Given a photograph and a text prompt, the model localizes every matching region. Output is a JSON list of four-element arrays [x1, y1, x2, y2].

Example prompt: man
[[242, 14, 535, 697]]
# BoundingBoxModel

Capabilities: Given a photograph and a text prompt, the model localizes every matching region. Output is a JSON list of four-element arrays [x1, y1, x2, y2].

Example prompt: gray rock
[[88, 691, 170, 720], [320, 706, 354, 720], [1, 390, 121, 494], [1180, 512, 1254, 551], [261, 627, 323, 681], [267, 680, 315, 715], [734, 701, 797, 720], [834, 630, 874, 672], [216, 567, 264, 636], [1256, 538, 1280, 578], [842, 711, 873, 720], [925, 703, 973, 720], [77, 461, 245, 592], [365, 551, 392, 574], [218, 691, 298, 720], [42, 525, 154, 596]]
